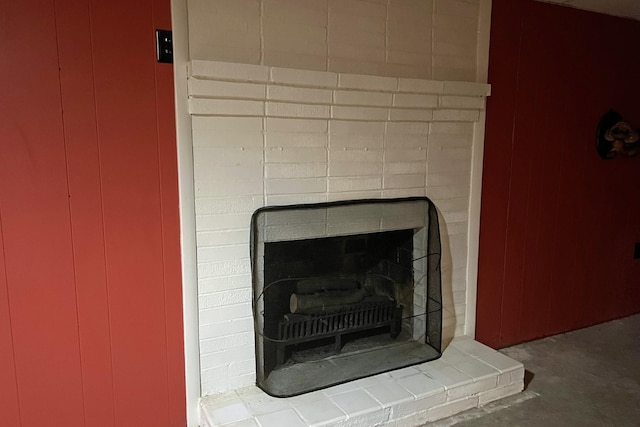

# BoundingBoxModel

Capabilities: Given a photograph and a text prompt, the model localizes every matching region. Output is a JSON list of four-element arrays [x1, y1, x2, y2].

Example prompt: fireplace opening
[[251, 198, 442, 397]]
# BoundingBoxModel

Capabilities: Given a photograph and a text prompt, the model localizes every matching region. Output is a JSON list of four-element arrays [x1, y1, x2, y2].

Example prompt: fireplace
[[250, 197, 443, 396]]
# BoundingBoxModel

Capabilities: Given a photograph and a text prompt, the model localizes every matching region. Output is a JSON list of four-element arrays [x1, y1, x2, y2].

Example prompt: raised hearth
[[200, 336, 524, 427]]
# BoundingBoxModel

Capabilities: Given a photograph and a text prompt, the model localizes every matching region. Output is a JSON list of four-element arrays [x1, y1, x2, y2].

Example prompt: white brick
[[192, 116, 264, 132], [329, 149, 383, 163], [334, 90, 393, 106], [384, 174, 426, 189], [478, 382, 524, 406], [265, 147, 327, 163], [199, 316, 253, 340], [265, 193, 328, 206], [265, 178, 326, 194], [338, 73, 397, 91], [430, 121, 475, 135], [331, 105, 389, 121], [198, 259, 251, 278], [198, 289, 252, 310], [397, 78, 444, 94], [434, 0, 480, 18], [200, 366, 230, 395], [189, 98, 264, 116], [190, 60, 269, 82], [263, 50, 327, 71], [266, 102, 330, 118], [192, 129, 263, 148], [426, 185, 469, 200], [228, 359, 255, 377], [384, 148, 427, 162], [434, 53, 477, 70], [200, 346, 254, 369], [197, 244, 248, 263], [327, 190, 381, 201], [476, 351, 524, 373], [270, 67, 338, 88], [266, 117, 328, 133], [193, 147, 263, 165], [199, 303, 253, 325], [427, 396, 479, 422], [389, 108, 433, 122], [264, 223, 327, 242], [427, 173, 470, 188], [385, 134, 427, 149], [189, 79, 266, 99], [393, 93, 439, 108], [198, 274, 252, 294], [329, 57, 387, 77], [197, 230, 250, 248], [385, 162, 426, 175], [440, 95, 486, 109], [267, 85, 333, 104], [264, 22, 327, 54], [200, 331, 254, 354], [432, 109, 480, 122], [387, 121, 430, 135], [441, 81, 491, 96], [427, 147, 472, 174], [196, 213, 252, 231], [265, 163, 327, 178], [328, 177, 382, 192], [329, 26, 386, 49], [434, 40, 476, 57], [329, 0, 387, 20], [394, 392, 447, 420], [195, 180, 263, 198], [435, 196, 469, 212], [329, 162, 383, 177], [330, 133, 384, 149], [194, 164, 263, 182], [428, 133, 473, 148], [330, 120, 386, 135], [195, 197, 263, 216]]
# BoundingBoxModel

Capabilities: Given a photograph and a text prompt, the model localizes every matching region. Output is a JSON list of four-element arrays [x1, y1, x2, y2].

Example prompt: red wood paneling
[[0, 1, 85, 425], [56, 0, 117, 425], [0, 0, 185, 425], [477, 0, 640, 348], [152, 0, 188, 424], [0, 218, 21, 427]]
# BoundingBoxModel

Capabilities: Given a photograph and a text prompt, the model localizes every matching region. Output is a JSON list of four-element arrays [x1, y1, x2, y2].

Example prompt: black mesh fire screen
[[250, 197, 442, 397]]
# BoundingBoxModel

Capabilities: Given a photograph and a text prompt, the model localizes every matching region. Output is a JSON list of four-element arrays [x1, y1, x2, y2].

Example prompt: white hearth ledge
[[199, 337, 523, 427]]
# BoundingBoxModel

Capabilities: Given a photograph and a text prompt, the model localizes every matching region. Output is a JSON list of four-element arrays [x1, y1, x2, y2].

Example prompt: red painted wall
[[0, 0, 185, 426], [477, 0, 640, 348]]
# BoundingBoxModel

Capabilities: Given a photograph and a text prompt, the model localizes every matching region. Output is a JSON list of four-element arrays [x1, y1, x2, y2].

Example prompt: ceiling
[[538, 0, 640, 21]]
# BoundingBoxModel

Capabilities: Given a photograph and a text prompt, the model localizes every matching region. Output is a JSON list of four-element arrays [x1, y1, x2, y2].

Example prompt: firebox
[[250, 197, 442, 397]]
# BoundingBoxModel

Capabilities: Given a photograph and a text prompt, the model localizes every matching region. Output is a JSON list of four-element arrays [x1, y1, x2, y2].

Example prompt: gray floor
[[429, 314, 640, 427]]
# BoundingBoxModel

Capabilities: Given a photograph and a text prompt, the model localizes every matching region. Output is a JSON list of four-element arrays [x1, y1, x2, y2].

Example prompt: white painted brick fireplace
[[188, 59, 523, 426]]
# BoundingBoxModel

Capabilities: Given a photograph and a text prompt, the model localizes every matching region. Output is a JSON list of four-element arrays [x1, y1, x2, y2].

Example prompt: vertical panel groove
[[52, 2, 88, 423], [0, 211, 23, 427]]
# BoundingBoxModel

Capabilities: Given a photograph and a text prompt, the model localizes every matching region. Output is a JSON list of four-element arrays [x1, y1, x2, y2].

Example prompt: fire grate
[[276, 301, 402, 365]]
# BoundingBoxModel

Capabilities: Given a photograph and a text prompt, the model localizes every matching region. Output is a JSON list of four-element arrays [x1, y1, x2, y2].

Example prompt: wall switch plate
[[634, 242, 640, 260], [156, 29, 173, 63]]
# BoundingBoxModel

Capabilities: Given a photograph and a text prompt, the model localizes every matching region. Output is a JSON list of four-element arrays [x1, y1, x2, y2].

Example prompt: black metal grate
[[278, 300, 399, 341]]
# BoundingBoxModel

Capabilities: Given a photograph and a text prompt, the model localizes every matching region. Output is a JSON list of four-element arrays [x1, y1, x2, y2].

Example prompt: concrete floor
[[429, 314, 640, 427]]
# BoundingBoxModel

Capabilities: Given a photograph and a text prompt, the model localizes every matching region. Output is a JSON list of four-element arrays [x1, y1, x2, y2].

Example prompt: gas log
[[289, 289, 367, 314]]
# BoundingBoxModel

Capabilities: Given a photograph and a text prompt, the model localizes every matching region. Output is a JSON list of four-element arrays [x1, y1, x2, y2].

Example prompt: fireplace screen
[[250, 197, 442, 397]]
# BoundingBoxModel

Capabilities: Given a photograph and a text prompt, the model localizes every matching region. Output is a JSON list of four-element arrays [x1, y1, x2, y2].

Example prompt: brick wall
[[188, 59, 490, 395], [188, 0, 482, 81]]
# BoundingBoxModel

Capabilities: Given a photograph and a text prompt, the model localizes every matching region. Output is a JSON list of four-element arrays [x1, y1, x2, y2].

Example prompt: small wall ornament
[[596, 110, 640, 159]]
